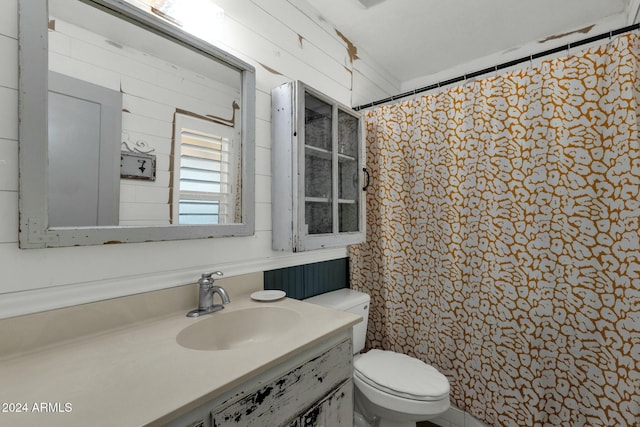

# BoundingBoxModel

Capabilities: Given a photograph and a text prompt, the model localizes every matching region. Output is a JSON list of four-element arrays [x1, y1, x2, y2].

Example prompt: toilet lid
[[354, 350, 450, 401]]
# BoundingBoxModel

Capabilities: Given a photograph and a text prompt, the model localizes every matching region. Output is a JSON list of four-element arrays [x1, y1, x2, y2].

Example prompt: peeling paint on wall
[[175, 101, 240, 128], [258, 62, 284, 75], [539, 24, 595, 43], [335, 29, 359, 63], [48, 20, 55, 30]]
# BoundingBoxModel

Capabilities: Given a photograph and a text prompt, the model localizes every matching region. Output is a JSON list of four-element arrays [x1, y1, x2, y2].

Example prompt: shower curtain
[[350, 33, 640, 427]]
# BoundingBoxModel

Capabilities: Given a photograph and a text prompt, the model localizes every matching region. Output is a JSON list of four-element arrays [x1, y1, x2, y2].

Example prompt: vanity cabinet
[[165, 333, 353, 427], [290, 380, 352, 427], [272, 81, 366, 252], [210, 337, 352, 426]]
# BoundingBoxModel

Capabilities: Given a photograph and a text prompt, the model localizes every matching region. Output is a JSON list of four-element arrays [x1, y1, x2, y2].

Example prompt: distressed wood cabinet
[[211, 338, 352, 426], [291, 380, 353, 427], [164, 332, 353, 427], [272, 81, 366, 252]]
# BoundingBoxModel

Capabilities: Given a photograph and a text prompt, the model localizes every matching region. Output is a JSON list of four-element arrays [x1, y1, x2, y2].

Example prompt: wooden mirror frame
[[18, 0, 256, 248]]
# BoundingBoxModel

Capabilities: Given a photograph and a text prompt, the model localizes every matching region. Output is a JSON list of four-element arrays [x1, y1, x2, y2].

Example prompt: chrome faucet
[[186, 271, 230, 317]]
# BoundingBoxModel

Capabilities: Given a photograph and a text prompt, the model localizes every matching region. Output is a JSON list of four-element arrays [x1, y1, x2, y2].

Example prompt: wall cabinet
[[272, 81, 366, 252]]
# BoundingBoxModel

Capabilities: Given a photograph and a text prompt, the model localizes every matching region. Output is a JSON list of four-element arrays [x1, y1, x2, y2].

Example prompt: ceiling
[[306, 0, 634, 91]]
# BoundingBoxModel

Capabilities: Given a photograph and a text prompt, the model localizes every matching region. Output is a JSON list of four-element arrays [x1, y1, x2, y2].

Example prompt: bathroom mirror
[[18, 0, 256, 248]]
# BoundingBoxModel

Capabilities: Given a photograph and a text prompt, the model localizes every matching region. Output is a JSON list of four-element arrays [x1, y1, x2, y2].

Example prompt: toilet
[[305, 289, 450, 427]]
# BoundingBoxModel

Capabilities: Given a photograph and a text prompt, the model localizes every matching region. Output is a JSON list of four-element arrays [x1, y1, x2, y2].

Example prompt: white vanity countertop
[[0, 294, 360, 426]]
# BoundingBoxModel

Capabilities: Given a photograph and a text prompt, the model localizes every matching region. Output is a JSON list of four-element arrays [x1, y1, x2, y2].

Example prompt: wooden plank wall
[[0, 0, 395, 317], [48, 15, 241, 225]]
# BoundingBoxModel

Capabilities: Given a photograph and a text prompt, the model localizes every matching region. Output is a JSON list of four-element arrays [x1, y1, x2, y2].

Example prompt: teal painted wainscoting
[[264, 258, 349, 300]]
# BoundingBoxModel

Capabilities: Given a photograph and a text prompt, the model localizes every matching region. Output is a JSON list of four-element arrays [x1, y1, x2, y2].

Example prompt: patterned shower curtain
[[350, 33, 640, 427]]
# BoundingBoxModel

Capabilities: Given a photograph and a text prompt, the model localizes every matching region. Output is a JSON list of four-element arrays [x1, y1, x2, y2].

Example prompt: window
[[172, 113, 237, 225]]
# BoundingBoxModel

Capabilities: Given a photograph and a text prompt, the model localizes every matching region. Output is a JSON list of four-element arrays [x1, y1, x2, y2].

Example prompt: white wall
[[1, 0, 636, 318], [399, 13, 632, 95], [0, 0, 399, 318]]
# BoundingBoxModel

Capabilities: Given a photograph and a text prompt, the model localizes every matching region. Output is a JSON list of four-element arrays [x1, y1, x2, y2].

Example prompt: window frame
[[172, 113, 239, 225]]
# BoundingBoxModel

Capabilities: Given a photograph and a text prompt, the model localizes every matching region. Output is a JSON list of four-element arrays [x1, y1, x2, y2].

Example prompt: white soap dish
[[250, 290, 286, 302]]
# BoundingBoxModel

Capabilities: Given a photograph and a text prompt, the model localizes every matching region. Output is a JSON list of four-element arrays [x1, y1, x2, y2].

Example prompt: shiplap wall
[[1, 1, 632, 317], [49, 13, 242, 225], [0, 0, 398, 318]]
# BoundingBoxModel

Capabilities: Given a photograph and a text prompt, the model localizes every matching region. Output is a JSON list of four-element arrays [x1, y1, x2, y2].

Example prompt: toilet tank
[[304, 289, 370, 354]]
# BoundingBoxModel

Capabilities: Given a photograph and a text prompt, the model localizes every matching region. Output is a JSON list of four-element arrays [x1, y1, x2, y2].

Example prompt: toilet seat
[[354, 350, 450, 401], [353, 372, 450, 420]]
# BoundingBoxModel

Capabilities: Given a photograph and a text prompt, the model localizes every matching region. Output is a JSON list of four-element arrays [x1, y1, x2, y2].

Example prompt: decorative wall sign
[[120, 151, 156, 181], [121, 134, 156, 154]]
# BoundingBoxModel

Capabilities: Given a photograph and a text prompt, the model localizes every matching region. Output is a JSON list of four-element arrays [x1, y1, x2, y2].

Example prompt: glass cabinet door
[[303, 89, 362, 238], [304, 93, 333, 235], [271, 80, 365, 252], [337, 109, 360, 233]]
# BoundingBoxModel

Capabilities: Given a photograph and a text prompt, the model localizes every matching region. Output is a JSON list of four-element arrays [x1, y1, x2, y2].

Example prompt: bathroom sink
[[177, 306, 301, 351]]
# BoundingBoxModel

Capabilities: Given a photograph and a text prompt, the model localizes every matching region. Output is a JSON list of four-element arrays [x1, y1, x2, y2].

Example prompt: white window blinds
[[173, 114, 235, 224]]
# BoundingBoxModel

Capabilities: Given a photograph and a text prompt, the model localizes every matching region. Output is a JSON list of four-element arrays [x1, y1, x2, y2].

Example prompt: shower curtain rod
[[354, 23, 640, 111]]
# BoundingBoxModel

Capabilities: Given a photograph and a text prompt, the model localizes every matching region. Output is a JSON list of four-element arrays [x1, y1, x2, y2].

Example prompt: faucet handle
[[204, 271, 224, 281]]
